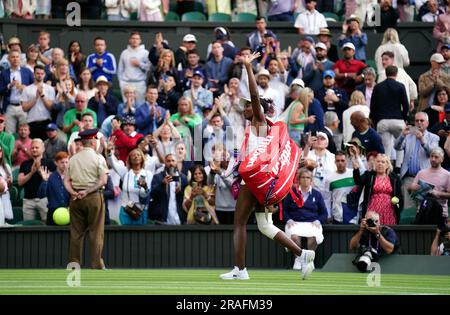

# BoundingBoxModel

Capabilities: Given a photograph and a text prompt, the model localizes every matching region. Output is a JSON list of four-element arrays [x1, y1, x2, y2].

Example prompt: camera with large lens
[[366, 218, 376, 228], [356, 245, 378, 272]]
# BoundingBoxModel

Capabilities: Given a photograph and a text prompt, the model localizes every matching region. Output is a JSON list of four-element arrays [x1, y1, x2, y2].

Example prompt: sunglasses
[[415, 119, 425, 122]]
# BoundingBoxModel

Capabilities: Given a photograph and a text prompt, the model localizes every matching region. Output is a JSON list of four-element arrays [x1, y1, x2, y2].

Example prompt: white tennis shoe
[[299, 250, 315, 280], [293, 256, 302, 270], [220, 266, 250, 280]]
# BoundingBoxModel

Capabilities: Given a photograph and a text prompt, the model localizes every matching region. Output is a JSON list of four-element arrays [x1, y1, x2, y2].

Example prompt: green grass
[[0, 269, 449, 295]]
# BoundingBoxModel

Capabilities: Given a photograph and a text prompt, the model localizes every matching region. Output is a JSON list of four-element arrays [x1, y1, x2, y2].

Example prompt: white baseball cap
[[430, 53, 445, 64], [315, 42, 328, 51], [342, 42, 356, 51], [183, 34, 197, 42], [291, 78, 305, 88], [316, 131, 329, 144]]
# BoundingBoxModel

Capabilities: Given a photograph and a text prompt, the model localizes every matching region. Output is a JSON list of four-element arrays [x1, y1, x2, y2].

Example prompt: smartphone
[[172, 175, 180, 182], [409, 126, 419, 135], [311, 130, 317, 137], [76, 113, 81, 121], [162, 74, 168, 82]]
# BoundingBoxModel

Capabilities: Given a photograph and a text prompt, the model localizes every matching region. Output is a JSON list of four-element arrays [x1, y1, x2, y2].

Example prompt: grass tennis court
[[0, 269, 449, 295]]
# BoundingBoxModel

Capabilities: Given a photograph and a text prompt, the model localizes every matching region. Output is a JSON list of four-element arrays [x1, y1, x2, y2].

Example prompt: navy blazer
[[355, 83, 366, 95], [369, 78, 409, 128], [0, 67, 34, 112], [135, 103, 166, 136], [282, 187, 328, 224], [149, 171, 188, 224]]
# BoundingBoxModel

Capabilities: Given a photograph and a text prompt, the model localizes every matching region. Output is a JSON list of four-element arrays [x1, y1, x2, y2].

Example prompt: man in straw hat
[[317, 28, 338, 62], [88, 75, 119, 126], [0, 37, 26, 70]]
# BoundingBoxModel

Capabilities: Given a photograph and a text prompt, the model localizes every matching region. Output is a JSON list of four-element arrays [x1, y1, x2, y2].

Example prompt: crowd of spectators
[[0, 0, 449, 25], [0, 0, 448, 249]]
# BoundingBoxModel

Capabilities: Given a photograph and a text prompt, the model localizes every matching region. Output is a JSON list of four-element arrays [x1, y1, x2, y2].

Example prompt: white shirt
[[306, 149, 336, 212], [21, 83, 55, 123], [325, 168, 356, 223], [294, 10, 328, 35], [422, 12, 440, 23], [9, 67, 22, 104], [166, 181, 181, 225], [364, 86, 374, 108]]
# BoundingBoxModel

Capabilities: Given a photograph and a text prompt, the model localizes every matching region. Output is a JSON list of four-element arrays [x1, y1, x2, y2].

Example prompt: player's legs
[[233, 185, 257, 269]]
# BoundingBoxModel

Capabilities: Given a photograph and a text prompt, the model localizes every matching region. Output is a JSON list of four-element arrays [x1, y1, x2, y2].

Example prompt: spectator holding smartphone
[[183, 165, 218, 225], [149, 154, 188, 225], [107, 147, 153, 225]]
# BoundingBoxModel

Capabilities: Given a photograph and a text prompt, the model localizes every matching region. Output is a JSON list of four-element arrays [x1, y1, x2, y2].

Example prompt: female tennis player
[[220, 52, 315, 281]]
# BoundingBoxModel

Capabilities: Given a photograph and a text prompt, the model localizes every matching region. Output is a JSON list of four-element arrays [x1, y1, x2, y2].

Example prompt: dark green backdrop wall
[[0, 225, 436, 269]]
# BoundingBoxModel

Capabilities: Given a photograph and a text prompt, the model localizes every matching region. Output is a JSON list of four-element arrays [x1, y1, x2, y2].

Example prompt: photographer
[[349, 211, 400, 272], [431, 218, 450, 256]]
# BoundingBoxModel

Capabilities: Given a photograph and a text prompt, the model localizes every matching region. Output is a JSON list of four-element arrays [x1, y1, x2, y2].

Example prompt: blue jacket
[[304, 98, 324, 133], [37, 172, 70, 210], [135, 103, 166, 136], [0, 67, 34, 112], [352, 127, 385, 154], [338, 34, 368, 62], [86, 51, 117, 82], [149, 171, 188, 224], [87, 93, 119, 126], [282, 187, 328, 224]]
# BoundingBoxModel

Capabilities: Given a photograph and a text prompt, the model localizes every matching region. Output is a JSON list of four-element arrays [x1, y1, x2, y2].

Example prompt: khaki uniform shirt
[[68, 147, 108, 190]]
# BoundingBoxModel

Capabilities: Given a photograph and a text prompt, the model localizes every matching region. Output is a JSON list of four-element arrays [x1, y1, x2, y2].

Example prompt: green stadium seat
[[12, 168, 19, 186], [5, 206, 23, 225], [165, 11, 180, 21], [112, 89, 123, 102], [16, 220, 44, 226], [208, 12, 231, 22], [15, 187, 24, 207], [109, 219, 119, 225], [234, 12, 257, 22], [323, 12, 340, 22], [169, 0, 178, 12], [366, 59, 377, 70], [192, 1, 205, 13], [129, 12, 138, 21], [9, 186, 19, 206], [181, 11, 207, 22], [399, 207, 417, 224]]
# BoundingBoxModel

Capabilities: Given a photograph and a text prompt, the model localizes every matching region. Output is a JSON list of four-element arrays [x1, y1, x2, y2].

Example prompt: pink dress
[[367, 176, 397, 225]]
